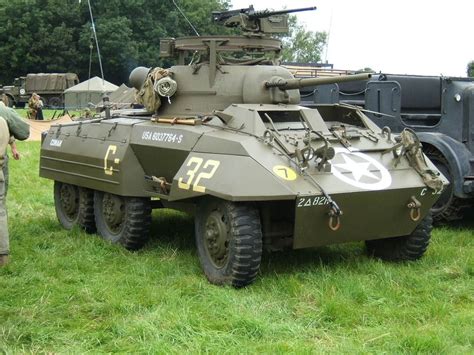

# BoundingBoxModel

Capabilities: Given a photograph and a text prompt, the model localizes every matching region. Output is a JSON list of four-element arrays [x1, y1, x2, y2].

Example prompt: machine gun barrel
[[212, 5, 316, 23], [264, 73, 372, 91], [250, 6, 317, 19]]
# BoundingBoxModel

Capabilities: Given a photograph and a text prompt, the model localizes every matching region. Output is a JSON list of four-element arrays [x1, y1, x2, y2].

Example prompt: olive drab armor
[[39, 5, 448, 287]]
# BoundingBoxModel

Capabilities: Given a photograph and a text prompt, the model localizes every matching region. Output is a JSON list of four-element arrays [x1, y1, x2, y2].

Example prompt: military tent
[[96, 84, 137, 110], [64, 77, 118, 109]]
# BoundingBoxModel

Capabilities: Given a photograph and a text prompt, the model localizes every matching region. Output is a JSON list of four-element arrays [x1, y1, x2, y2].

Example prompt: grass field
[[0, 141, 473, 353], [15, 109, 83, 120]]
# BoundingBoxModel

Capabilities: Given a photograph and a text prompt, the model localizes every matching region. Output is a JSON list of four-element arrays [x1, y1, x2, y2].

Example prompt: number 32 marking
[[178, 157, 220, 193]]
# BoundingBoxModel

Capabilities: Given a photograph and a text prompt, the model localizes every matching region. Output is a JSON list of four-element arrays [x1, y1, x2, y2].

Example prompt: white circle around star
[[331, 148, 392, 190]]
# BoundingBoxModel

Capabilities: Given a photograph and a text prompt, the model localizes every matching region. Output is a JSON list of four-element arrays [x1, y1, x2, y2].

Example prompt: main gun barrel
[[265, 73, 372, 91]]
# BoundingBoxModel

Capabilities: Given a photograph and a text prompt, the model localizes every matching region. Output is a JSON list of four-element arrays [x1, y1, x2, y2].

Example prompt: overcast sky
[[230, 0, 473, 77]]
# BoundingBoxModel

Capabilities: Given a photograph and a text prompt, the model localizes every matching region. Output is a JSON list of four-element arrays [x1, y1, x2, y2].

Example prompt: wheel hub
[[204, 210, 229, 268], [60, 184, 78, 219], [102, 193, 125, 233]]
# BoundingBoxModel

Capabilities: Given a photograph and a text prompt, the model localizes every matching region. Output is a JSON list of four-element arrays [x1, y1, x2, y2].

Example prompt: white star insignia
[[333, 154, 380, 182]]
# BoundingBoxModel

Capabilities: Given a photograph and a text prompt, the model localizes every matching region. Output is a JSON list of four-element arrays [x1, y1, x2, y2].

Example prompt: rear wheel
[[54, 181, 96, 232], [48, 96, 62, 109], [366, 213, 432, 261], [195, 198, 263, 287], [94, 191, 151, 250]]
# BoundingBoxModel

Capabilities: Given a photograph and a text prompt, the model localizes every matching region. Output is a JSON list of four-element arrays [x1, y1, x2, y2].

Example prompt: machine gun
[[211, 4, 317, 34]]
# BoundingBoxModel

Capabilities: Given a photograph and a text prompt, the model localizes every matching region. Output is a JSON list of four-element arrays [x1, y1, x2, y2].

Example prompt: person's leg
[[29, 109, 37, 120], [3, 154, 9, 198], [0, 175, 9, 266]]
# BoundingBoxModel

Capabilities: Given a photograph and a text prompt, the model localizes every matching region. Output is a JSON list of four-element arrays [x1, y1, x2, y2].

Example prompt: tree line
[[0, 0, 327, 86], [0, 0, 234, 85]]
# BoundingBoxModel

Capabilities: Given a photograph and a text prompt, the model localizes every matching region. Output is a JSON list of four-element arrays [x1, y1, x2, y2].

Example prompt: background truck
[[0, 73, 79, 108], [299, 73, 474, 222]]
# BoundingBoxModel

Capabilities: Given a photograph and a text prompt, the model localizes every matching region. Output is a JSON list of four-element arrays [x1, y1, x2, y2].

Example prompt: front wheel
[[195, 198, 263, 288], [94, 191, 151, 250], [54, 181, 96, 232], [424, 147, 463, 222], [366, 213, 433, 261]]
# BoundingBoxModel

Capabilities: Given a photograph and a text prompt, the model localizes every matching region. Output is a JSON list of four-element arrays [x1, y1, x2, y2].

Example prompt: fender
[[417, 132, 472, 198]]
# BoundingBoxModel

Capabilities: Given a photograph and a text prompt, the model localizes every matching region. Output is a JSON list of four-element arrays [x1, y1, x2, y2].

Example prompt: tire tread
[[120, 198, 152, 250], [366, 214, 433, 261], [77, 187, 96, 233], [228, 203, 262, 288], [94, 192, 151, 251]]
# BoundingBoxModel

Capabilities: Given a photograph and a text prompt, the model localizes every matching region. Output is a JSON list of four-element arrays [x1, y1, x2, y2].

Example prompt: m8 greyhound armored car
[[39, 5, 447, 287]]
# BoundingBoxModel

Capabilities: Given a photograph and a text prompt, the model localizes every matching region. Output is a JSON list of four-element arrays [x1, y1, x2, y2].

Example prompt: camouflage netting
[[135, 67, 172, 113]]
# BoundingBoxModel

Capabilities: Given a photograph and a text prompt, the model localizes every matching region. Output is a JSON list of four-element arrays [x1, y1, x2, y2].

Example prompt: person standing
[[0, 103, 30, 266], [37, 95, 44, 120], [0, 102, 21, 196], [0, 117, 11, 266], [28, 93, 44, 120]]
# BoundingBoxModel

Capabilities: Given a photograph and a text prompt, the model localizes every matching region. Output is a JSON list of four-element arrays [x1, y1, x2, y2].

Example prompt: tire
[[195, 198, 263, 288], [366, 213, 433, 261], [94, 191, 151, 250], [424, 147, 463, 222], [48, 96, 62, 109], [54, 181, 96, 232]]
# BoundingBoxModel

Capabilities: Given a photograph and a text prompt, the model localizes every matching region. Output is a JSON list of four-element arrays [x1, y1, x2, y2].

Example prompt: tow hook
[[407, 196, 422, 222], [328, 208, 342, 231]]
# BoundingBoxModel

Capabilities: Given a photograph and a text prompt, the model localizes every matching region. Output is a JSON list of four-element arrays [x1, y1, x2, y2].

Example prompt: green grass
[[1, 141, 473, 353], [15, 109, 83, 120]]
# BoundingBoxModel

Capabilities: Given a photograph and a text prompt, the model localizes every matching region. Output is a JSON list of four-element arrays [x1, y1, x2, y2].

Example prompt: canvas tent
[[95, 84, 137, 110], [64, 76, 118, 109]]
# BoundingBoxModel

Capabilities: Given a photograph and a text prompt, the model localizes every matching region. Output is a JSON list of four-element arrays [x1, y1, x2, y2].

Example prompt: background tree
[[280, 16, 327, 64], [0, 0, 324, 84], [0, 0, 230, 84], [468, 61, 474, 77]]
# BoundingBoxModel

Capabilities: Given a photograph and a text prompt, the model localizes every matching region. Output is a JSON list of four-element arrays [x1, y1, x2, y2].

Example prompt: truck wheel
[[48, 96, 62, 109], [424, 147, 463, 222], [94, 191, 151, 250], [195, 198, 263, 287], [366, 213, 432, 261], [54, 181, 96, 233]]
